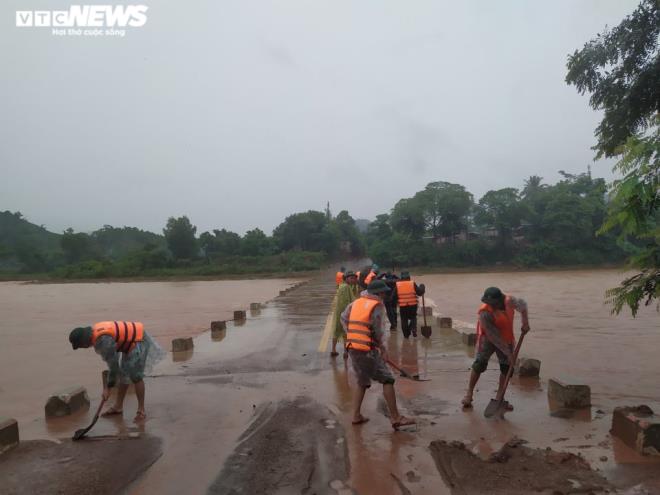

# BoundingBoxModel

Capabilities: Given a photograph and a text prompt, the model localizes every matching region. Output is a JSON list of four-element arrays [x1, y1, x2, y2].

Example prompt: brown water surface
[[418, 269, 659, 405], [0, 278, 299, 423]]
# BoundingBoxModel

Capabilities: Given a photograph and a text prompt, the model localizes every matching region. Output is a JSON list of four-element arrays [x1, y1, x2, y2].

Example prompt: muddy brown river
[[418, 269, 660, 404], [0, 278, 299, 423]]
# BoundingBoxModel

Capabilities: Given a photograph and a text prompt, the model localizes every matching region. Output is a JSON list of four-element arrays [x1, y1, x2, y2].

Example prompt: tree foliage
[[565, 0, 659, 158], [566, 0, 659, 315], [163, 216, 198, 260]]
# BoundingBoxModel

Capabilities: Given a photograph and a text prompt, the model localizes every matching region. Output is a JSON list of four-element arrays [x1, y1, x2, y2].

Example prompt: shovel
[[386, 358, 431, 382], [484, 332, 525, 419], [420, 294, 432, 338], [72, 396, 106, 441]]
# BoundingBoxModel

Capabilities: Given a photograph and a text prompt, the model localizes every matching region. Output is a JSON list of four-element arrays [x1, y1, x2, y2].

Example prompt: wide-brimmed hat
[[367, 280, 391, 294], [400, 271, 411, 279], [481, 287, 505, 305], [344, 270, 357, 278]]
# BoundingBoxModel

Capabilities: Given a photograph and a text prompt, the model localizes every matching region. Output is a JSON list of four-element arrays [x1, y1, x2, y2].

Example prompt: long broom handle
[[495, 332, 525, 401]]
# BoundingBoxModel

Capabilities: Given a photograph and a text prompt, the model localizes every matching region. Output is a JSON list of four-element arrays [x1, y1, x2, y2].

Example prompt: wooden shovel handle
[[495, 332, 525, 402], [421, 294, 428, 327]]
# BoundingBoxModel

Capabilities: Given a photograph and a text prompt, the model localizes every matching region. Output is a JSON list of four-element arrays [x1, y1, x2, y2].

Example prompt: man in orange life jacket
[[461, 287, 530, 410], [69, 321, 163, 422], [393, 271, 425, 338], [341, 280, 416, 430], [335, 266, 346, 286]]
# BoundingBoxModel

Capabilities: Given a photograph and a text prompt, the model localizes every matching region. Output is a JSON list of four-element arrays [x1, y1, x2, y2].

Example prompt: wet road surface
[[3, 270, 660, 494]]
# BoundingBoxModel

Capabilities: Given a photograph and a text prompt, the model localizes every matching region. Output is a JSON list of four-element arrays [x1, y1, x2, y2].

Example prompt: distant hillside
[[0, 210, 61, 251], [0, 211, 167, 273]]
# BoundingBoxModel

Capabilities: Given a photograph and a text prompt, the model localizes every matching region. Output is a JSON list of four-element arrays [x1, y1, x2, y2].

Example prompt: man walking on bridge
[[341, 280, 416, 430], [461, 287, 530, 410], [69, 321, 164, 421]]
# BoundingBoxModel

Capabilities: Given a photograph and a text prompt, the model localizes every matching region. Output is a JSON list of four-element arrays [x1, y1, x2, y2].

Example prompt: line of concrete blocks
[[278, 280, 308, 297]]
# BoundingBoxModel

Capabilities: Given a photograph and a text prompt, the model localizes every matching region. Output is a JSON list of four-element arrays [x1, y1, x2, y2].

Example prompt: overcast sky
[[1, 0, 639, 235]]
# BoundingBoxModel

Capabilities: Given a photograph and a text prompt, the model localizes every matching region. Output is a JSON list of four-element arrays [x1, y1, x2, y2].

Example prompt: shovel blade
[[72, 428, 88, 441], [484, 399, 504, 418], [421, 326, 432, 338]]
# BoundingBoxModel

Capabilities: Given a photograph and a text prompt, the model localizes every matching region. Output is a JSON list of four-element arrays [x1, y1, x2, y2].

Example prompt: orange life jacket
[[335, 271, 344, 285], [396, 280, 417, 307], [476, 296, 515, 344], [91, 321, 144, 353], [364, 271, 377, 285], [345, 297, 380, 352]]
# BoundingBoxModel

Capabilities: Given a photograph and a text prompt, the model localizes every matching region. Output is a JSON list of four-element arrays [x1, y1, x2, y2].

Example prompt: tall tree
[[414, 181, 473, 241], [566, 0, 659, 315], [163, 216, 198, 260], [474, 188, 525, 245], [390, 198, 426, 239]]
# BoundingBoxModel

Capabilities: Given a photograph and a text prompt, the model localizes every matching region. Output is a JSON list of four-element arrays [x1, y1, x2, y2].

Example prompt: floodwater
[[417, 269, 660, 404], [0, 278, 299, 424]]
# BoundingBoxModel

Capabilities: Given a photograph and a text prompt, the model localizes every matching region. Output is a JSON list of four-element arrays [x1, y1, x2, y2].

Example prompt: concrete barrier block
[[548, 378, 591, 409], [233, 310, 246, 321], [172, 337, 193, 352], [211, 320, 226, 331], [211, 328, 226, 342], [0, 418, 19, 454], [45, 386, 90, 418], [611, 405, 660, 456], [250, 302, 261, 311], [279, 290, 287, 296], [461, 332, 477, 346], [517, 357, 541, 377], [438, 317, 453, 328]]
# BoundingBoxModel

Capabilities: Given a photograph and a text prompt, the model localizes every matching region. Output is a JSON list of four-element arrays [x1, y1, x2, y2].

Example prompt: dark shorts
[[348, 349, 396, 388], [472, 338, 513, 374]]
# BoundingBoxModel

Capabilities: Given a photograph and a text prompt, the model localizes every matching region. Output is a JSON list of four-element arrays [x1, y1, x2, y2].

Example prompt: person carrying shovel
[[68, 321, 165, 422], [461, 287, 530, 410], [341, 280, 416, 430]]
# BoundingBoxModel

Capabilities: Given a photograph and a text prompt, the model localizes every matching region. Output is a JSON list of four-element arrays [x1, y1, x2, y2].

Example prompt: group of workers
[[62, 263, 529, 429], [333, 264, 530, 430]]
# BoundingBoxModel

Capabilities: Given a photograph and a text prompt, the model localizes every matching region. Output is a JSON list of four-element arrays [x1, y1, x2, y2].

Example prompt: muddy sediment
[[430, 437, 613, 494], [208, 397, 349, 494], [0, 436, 162, 495]]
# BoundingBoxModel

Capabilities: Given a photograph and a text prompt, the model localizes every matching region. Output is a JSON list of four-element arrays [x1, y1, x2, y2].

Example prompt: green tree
[[566, 0, 659, 315], [241, 228, 273, 256], [273, 210, 339, 254], [333, 210, 365, 256], [599, 126, 659, 315], [61, 228, 98, 264], [566, 0, 659, 158], [163, 216, 198, 260], [474, 188, 525, 246], [366, 214, 392, 245], [390, 198, 426, 239], [414, 181, 473, 241]]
